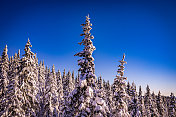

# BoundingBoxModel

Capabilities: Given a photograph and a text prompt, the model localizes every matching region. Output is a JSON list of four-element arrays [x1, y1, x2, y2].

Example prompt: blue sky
[[0, 0, 176, 96]]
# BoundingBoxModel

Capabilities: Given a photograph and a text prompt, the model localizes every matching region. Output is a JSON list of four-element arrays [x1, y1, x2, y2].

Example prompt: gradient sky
[[0, 0, 176, 96]]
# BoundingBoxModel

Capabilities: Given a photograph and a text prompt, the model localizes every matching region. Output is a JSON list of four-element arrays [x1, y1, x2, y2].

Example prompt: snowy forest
[[0, 15, 175, 117]]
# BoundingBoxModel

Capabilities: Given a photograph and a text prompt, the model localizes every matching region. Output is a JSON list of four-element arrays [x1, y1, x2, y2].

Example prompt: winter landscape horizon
[[0, 0, 176, 116]]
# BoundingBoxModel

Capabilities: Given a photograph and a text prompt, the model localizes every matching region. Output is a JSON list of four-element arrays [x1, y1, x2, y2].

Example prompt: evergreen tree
[[105, 80, 113, 115], [138, 86, 146, 117], [144, 85, 159, 117], [103, 79, 106, 89], [62, 70, 75, 116], [17, 49, 20, 59], [112, 54, 130, 117], [4, 53, 25, 116], [38, 61, 45, 116], [62, 69, 67, 97], [75, 72, 80, 88], [168, 93, 176, 117], [56, 69, 64, 116], [44, 65, 59, 117], [128, 82, 141, 117], [156, 91, 166, 117], [151, 91, 159, 116], [68, 15, 109, 117], [19, 38, 39, 116], [45, 66, 49, 82], [0, 45, 9, 116], [97, 76, 103, 90], [66, 71, 74, 95], [95, 75, 109, 116], [126, 81, 131, 96], [72, 71, 75, 87]]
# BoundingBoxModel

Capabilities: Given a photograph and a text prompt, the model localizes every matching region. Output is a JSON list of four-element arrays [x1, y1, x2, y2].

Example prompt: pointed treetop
[[63, 69, 66, 78], [34, 53, 37, 59], [79, 14, 94, 41], [139, 85, 142, 91], [139, 85, 142, 96], [48, 67, 50, 73], [4, 45, 8, 53], [28, 37, 30, 42], [42, 60, 44, 66], [1, 44, 8, 61], [18, 49, 20, 58], [72, 71, 74, 78], [117, 54, 127, 79], [26, 37, 32, 47], [158, 91, 161, 96], [39, 61, 42, 66], [23, 38, 34, 58], [152, 91, 155, 95], [119, 53, 127, 65], [122, 53, 125, 61], [14, 53, 17, 58], [146, 85, 151, 95], [52, 64, 55, 73], [86, 14, 90, 19]]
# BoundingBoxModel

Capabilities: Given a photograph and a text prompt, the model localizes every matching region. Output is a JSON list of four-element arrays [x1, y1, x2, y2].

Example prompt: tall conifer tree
[[68, 15, 109, 117], [168, 93, 176, 117], [4, 53, 25, 117], [112, 54, 130, 117], [19, 38, 39, 116], [0, 45, 9, 116], [138, 86, 146, 117]]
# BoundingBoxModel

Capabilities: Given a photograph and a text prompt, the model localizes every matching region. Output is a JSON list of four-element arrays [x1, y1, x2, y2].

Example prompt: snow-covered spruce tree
[[66, 71, 74, 95], [105, 80, 113, 115], [0, 45, 9, 116], [128, 82, 141, 117], [144, 85, 159, 117], [72, 71, 75, 87], [62, 70, 75, 116], [112, 54, 130, 117], [44, 64, 60, 117], [62, 69, 67, 97], [95, 75, 109, 116], [56, 69, 64, 116], [67, 15, 109, 117], [56, 70, 63, 97], [45, 66, 49, 82], [156, 91, 166, 117], [168, 92, 176, 117], [18, 38, 39, 117], [126, 81, 132, 110], [151, 92, 159, 116], [97, 76, 103, 90], [3, 53, 25, 117], [126, 81, 131, 97], [17, 49, 20, 59], [162, 96, 169, 116], [103, 79, 106, 89], [75, 72, 80, 88], [38, 61, 45, 116], [138, 85, 146, 117]]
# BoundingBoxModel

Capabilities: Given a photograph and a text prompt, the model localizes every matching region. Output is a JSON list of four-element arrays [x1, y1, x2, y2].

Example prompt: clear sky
[[0, 0, 176, 96]]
